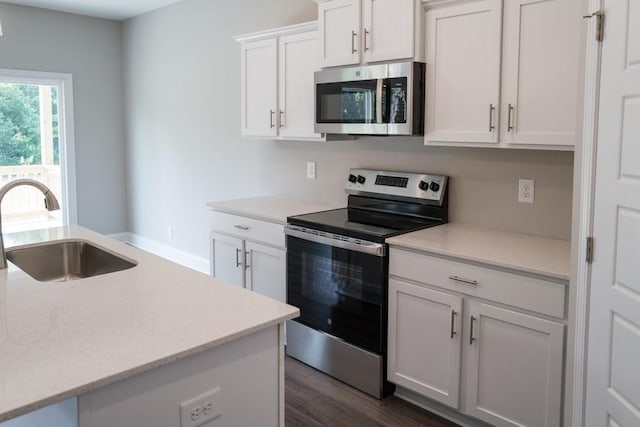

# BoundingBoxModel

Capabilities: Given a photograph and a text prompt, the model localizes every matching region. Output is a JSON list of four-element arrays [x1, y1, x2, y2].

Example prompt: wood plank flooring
[[285, 357, 460, 427]]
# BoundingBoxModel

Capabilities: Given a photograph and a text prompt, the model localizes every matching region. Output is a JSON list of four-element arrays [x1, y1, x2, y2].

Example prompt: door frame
[[0, 69, 78, 226], [569, 0, 603, 425]]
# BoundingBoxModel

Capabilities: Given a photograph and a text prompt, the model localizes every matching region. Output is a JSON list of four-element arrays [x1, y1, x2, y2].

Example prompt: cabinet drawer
[[209, 211, 285, 248], [389, 248, 566, 319]]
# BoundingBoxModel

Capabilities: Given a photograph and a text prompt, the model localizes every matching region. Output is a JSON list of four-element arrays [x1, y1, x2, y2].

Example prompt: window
[[0, 70, 77, 233]]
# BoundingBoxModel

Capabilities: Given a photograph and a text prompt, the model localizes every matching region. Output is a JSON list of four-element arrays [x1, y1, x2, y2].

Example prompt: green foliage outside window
[[0, 83, 60, 167]]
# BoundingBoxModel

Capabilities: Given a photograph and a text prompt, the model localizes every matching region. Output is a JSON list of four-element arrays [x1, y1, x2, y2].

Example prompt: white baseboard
[[108, 232, 210, 275]]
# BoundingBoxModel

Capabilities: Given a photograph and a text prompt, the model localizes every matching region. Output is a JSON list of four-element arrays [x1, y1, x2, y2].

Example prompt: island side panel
[[78, 325, 281, 427]]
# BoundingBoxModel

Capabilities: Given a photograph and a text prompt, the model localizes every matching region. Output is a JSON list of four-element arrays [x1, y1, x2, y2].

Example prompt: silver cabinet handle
[[488, 104, 496, 132], [449, 275, 478, 286], [269, 110, 275, 128], [450, 310, 457, 339], [235, 248, 242, 268], [245, 251, 251, 270], [470, 316, 477, 345], [364, 28, 370, 51], [507, 104, 515, 132], [234, 225, 250, 230], [279, 110, 285, 128], [351, 30, 358, 53]]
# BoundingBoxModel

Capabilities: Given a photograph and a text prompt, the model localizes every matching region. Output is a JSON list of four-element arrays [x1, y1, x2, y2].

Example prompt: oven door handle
[[285, 225, 386, 257]]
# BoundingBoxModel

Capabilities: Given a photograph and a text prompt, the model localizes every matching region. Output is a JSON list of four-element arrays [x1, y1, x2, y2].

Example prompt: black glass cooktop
[[287, 207, 445, 243]]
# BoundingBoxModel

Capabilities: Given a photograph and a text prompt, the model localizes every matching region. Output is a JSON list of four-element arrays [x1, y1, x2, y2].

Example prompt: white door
[[500, 0, 582, 148], [319, 0, 361, 67], [278, 31, 322, 140], [210, 233, 244, 287], [245, 242, 286, 302], [240, 38, 278, 137], [424, 0, 502, 144], [387, 279, 463, 408], [585, 1, 640, 426], [466, 302, 564, 427], [362, 0, 414, 63]]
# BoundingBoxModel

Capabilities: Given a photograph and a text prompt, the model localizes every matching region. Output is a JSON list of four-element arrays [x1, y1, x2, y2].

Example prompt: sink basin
[[6, 239, 137, 282]]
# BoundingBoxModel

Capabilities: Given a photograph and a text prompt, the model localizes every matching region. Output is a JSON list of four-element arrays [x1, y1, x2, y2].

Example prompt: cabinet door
[[425, 0, 502, 144], [245, 242, 286, 303], [319, 0, 361, 67], [500, 0, 582, 148], [465, 302, 564, 427], [362, 0, 414, 63], [278, 32, 323, 140], [210, 233, 245, 287], [387, 279, 463, 408], [240, 38, 278, 137]]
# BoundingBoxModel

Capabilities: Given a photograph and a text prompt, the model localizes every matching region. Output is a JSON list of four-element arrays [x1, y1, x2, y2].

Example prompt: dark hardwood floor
[[285, 357, 460, 427]]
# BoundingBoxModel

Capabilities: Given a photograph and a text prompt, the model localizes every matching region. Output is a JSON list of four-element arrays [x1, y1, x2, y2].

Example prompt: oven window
[[316, 80, 378, 124], [287, 235, 386, 353]]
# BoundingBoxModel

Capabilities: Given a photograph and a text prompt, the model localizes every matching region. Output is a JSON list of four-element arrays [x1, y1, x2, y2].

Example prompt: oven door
[[285, 225, 387, 354]]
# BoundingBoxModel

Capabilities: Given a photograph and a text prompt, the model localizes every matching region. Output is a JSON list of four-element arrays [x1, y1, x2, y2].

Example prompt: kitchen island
[[0, 226, 298, 426]]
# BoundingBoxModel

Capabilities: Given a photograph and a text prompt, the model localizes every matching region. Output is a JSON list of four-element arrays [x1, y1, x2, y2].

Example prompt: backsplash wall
[[264, 138, 574, 240]]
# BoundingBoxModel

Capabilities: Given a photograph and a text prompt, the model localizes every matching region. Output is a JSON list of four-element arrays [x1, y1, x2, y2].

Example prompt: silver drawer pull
[[470, 316, 477, 345], [234, 225, 250, 230], [449, 275, 478, 286], [235, 248, 242, 268]]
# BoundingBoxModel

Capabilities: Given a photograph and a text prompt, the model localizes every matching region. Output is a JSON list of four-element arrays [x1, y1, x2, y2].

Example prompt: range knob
[[419, 180, 430, 191], [357, 175, 366, 184], [348, 174, 357, 183], [430, 182, 441, 192]]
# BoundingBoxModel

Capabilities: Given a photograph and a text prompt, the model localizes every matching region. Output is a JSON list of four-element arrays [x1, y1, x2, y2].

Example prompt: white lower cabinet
[[465, 302, 564, 427], [210, 213, 286, 303], [388, 249, 566, 427], [388, 279, 463, 408]]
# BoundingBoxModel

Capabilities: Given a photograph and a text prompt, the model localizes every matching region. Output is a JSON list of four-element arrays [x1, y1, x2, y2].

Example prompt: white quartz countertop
[[207, 196, 340, 224], [387, 223, 571, 281], [0, 226, 299, 422]]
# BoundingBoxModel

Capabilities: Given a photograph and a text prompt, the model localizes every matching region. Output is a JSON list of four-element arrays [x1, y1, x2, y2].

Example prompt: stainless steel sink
[[6, 239, 137, 282]]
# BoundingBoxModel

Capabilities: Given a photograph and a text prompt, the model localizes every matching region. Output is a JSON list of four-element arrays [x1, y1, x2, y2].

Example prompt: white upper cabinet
[[278, 31, 322, 140], [425, 0, 583, 150], [319, 0, 361, 67], [236, 22, 324, 141], [425, 0, 502, 144], [240, 38, 278, 138], [318, 0, 422, 67], [500, 0, 582, 148]]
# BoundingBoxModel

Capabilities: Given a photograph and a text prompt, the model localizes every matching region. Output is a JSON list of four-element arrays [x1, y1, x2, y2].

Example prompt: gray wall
[[0, 2, 127, 234], [123, 0, 574, 260]]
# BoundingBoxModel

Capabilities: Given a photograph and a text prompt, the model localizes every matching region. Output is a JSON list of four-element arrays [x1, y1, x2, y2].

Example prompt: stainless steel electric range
[[285, 168, 449, 399]]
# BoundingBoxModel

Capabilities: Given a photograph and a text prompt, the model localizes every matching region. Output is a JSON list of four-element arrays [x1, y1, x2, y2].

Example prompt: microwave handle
[[376, 79, 384, 124]]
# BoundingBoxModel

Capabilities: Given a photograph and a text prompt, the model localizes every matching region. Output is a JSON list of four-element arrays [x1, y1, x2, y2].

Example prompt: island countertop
[[0, 226, 299, 422]]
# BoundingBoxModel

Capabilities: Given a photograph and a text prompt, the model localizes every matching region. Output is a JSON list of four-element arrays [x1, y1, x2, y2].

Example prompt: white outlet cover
[[179, 387, 221, 427], [307, 161, 316, 179], [518, 179, 535, 203]]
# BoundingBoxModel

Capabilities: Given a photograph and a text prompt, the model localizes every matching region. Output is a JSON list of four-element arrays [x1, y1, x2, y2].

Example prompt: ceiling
[[1, 0, 185, 20]]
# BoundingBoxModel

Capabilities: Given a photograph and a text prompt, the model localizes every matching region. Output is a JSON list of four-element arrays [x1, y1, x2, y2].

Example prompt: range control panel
[[345, 169, 448, 206]]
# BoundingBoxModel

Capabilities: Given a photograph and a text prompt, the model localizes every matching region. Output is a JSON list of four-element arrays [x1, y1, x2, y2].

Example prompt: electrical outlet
[[518, 179, 535, 203], [179, 387, 221, 427], [307, 161, 316, 179], [167, 226, 173, 241]]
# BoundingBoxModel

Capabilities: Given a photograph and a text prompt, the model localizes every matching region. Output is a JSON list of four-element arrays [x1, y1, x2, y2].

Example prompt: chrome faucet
[[0, 179, 60, 269]]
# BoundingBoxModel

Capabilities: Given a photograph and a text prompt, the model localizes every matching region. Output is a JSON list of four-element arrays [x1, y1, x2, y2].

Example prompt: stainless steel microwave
[[314, 61, 425, 136]]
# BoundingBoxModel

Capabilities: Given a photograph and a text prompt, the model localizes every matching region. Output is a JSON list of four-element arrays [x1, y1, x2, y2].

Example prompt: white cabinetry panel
[[246, 241, 286, 303], [425, 0, 502, 144], [388, 279, 462, 408], [240, 39, 278, 137], [500, 0, 582, 147], [210, 232, 244, 287], [466, 302, 564, 427], [319, 0, 361, 67], [362, 0, 415, 63]]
